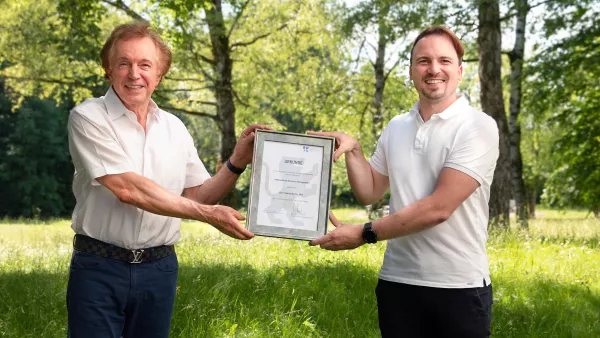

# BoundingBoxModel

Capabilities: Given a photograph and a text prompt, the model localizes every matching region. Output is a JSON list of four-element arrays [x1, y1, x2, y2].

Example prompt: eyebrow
[[115, 57, 154, 64], [415, 55, 455, 62]]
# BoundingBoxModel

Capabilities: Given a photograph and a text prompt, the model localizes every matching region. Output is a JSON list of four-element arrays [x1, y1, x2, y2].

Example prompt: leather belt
[[73, 234, 175, 264]]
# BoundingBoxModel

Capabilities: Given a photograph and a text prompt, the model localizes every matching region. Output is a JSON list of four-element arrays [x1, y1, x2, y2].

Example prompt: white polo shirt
[[68, 87, 211, 249], [370, 97, 499, 288]]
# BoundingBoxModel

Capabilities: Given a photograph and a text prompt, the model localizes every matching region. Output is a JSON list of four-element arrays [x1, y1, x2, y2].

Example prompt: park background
[[0, 0, 598, 337]]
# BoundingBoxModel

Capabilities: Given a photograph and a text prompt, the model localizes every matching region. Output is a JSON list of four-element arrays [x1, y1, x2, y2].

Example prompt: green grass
[[0, 208, 599, 337]]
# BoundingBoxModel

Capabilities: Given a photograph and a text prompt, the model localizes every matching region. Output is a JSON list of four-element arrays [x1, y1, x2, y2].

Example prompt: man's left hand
[[229, 124, 272, 168], [309, 212, 364, 251]]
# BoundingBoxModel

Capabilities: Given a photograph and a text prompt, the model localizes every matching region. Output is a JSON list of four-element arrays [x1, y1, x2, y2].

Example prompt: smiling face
[[107, 37, 162, 113], [409, 34, 463, 106]]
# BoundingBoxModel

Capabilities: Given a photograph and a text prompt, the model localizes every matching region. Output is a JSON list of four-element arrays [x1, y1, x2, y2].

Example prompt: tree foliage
[[525, 3, 600, 215], [0, 87, 75, 218]]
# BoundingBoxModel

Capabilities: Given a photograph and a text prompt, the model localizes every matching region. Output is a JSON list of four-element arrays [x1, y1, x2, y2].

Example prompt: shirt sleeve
[[182, 130, 211, 188], [444, 116, 499, 185], [68, 110, 136, 185], [369, 125, 390, 176]]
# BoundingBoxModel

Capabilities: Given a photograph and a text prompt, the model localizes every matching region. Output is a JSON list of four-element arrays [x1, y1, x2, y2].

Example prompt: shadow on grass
[[1, 265, 598, 338]]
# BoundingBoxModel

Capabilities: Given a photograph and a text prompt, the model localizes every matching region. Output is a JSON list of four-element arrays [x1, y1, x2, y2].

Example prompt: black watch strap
[[362, 222, 378, 244], [226, 159, 246, 175]]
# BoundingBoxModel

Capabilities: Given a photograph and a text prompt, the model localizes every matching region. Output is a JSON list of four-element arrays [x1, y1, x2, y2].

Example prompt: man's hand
[[200, 205, 254, 240], [229, 124, 272, 168], [309, 212, 364, 251], [307, 131, 361, 162]]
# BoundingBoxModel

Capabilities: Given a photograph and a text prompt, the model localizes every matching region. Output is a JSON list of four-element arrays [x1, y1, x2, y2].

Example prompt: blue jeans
[[66, 250, 178, 338], [375, 279, 493, 338]]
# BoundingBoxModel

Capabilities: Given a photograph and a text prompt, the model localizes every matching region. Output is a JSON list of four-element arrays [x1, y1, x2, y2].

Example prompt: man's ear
[[458, 64, 463, 81]]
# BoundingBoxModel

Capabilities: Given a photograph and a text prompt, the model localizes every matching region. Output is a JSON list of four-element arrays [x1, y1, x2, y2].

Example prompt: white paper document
[[256, 141, 323, 231]]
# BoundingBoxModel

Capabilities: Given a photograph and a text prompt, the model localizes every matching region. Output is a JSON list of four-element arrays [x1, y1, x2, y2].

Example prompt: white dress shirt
[[370, 97, 499, 288], [68, 87, 210, 249]]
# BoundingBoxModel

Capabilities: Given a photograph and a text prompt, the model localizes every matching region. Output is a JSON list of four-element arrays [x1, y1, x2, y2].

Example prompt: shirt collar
[[436, 96, 467, 120], [409, 96, 468, 122], [103, 86, 162, 122]]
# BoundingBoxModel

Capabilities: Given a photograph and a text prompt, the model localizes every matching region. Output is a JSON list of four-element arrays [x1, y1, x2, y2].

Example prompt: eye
[[418, 59, 428, 64], [441, 59, 452, 64], [141, 64, 151, 69]]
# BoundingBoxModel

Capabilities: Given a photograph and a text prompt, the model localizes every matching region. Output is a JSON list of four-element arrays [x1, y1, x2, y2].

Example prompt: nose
[[128, 65, 140, 79], [428, 60, 440, 75]]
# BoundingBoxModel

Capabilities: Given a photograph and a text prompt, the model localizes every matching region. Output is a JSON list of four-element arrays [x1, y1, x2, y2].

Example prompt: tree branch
[[188, 100, 217, 106], [227, 0, 251, 39], [100, 0, 145, 21], [354, 37, 367, 71], [230, 23, 288, 50], [163, 76, 206, 83], [161, 105, 217, 120], [232, 88, 251, 108], [383, 58, 401, 83], [2, 75, 83, 87], [155, 86, 214, 93], [500, 0, 552, 22], [197, 53, 215, 65]]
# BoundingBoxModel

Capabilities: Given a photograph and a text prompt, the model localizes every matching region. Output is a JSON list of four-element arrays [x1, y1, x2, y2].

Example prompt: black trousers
[[375, 279, 493, 338]]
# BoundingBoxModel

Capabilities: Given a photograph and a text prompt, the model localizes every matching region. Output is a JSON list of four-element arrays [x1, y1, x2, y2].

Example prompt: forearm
[[101, 172, 214, 222], [372, 195, 450, 241], [345, 148, 384, 205], [187, 164, 240, 205]]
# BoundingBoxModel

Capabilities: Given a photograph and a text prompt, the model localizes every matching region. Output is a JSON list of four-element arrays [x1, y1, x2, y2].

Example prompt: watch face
[[364, 230, 377, 243], [362, 224, 377, 244]]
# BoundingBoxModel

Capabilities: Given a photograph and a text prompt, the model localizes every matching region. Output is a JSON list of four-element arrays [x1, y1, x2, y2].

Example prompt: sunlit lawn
[[0, 208, 599, 337]]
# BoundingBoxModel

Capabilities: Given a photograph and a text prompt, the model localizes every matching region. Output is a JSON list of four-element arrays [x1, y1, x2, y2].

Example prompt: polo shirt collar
[[410, 96, 468, 122], [104, 86, 162, 122], [436, 96, 467, 120]]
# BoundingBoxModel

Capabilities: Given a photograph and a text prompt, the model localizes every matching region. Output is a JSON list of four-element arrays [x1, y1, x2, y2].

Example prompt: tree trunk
[[508, 0, 529, 228], [478, 0, 511, 227], [528, 187, 536, 218], [206, 0, 239, 208], [371, 3, 389, 139], [367, 3, 389, 219]]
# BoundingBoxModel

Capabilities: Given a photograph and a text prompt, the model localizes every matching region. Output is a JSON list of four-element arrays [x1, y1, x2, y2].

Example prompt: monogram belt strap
[[73, 234, 175, 264]]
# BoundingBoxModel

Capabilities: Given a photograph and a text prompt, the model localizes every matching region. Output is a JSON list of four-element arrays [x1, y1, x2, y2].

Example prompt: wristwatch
[[226, 158, 246, 175], [362, 222, 378, 244]]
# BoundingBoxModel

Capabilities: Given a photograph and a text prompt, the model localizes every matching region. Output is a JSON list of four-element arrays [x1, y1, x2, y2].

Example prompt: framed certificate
[[246, 130, 335, 240]]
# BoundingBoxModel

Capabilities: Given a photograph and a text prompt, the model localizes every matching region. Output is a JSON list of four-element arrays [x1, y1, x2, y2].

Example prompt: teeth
[[425, 80, 444, 84], [126, 85, 143, 89]]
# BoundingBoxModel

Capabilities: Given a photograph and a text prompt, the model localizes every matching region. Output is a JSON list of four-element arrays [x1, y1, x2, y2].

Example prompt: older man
[[67, 21, 265, 337], [310, 26, 499, 337]]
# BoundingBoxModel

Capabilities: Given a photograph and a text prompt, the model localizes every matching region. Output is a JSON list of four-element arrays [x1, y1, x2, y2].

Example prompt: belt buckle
[[130, 249, 145, 263]]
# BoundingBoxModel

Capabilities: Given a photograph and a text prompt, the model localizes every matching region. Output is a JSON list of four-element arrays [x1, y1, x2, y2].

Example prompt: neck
[[418, 95, 459, 122], [128, 104, 149, 122]]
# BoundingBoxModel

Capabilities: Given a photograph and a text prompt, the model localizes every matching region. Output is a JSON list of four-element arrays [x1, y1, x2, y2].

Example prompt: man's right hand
[[199, 204, 254, 240], [307, 131, 361, 162]]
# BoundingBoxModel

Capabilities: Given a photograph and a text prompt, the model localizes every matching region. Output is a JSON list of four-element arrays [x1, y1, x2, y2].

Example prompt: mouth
[[125, 85, 144, 89], [424, 79, 445, 84]]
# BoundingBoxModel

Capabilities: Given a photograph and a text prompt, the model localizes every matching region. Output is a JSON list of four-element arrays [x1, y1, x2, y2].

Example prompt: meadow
[[0, 208, 599, 337]]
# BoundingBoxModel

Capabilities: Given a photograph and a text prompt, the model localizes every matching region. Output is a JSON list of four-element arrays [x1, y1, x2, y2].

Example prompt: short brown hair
[[100, 21, 172, 79], [410, 26, 464, 66]]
